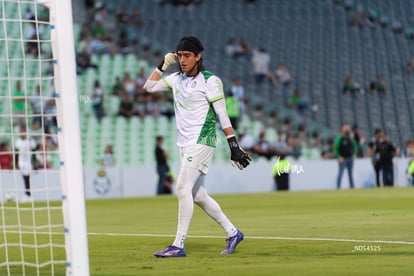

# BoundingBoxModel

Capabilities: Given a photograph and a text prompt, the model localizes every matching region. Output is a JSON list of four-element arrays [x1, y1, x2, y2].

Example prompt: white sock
[[193, 176, 238, 237]]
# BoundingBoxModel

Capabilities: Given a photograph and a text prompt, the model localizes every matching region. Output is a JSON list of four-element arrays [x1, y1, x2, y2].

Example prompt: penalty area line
[[88, 232, 414, 245]]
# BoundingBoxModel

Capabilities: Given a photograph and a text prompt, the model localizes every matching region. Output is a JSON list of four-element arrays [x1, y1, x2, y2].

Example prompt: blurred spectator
[[135, 68, 147, 95], [376, 134, 398, 187], [123, 72, 136, 97], [335, 124, 357, 189], [238, 128, 255, 156], [405, 57, 414, 74], [27, 33, 42, 56], [100, 144, 116, 167], [44, 99, 57, 129], [239, 38, 253, 60], [273, 132, 287, 151], [76, 46, 98, 75], [229, 77, 247, 119], [34, 142, 52, 169], [78, 23, 91, 42], [12, 81, 26, 127], [391, 19, 403, 34], [155, 135, 171, 195], [91, 21, 106, 41], [288, 89, 317, 113], [89, 33, 107, 55], [44, 126, 58, 150], [272, 155, 290, 191], [134, 94, 147, 119], [321, 137, 336, 159], [285, 133, 301, 159], [24, 8, 34, 20], [29, 120, 43, 148], [352, 124, 365, 157], [267, 110, 278, 129], [367, 128, 382, 187], [145, 94, 159, 117], [30, 84, 46, 125], [118, 95, 135, 118], [349, 9, 365, 28], [0, 142, 13, 170], [252, 129, 274, 160], [158, 95, 174, 120], [368, 75, 386, 94], [92, 80, 106, 120], [112, 76, 123, 96], [403, 140, 414, 157], [409, 160, 414, 184], [117, 30, 131, 54], [15, 127, 37, 202], [268, 63, 292, 87], [130, 8, 145, 28], [342, 76, 362, 95], [379, 14, 389, 29], [225, 92, 241, 132], [251, 47, 270, 84], [225, 37, 242, 58]]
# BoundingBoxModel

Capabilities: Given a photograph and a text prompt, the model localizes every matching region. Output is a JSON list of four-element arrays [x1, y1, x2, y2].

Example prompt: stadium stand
[[2, 0, 413, 168]]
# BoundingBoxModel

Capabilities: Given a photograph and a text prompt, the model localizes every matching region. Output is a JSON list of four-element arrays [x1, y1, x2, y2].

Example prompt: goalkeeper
[[143, 36, 251, 257]]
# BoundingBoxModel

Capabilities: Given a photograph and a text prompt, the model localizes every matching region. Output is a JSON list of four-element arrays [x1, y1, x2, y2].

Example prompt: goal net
[[0, 0, 89, 275]]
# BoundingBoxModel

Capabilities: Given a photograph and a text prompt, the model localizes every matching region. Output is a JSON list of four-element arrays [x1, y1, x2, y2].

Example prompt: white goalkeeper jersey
[[146, 70, 224, 147]]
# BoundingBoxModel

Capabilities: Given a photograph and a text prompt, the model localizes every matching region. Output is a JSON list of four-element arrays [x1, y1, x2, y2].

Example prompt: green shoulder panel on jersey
[[197, 105, 217, 147], [202, 70, 224, 103], [201, 70, 214, 80], [197, 70, 217, 147]]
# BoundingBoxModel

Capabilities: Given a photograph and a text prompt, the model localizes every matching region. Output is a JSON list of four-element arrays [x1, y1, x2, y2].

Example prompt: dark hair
[[176, 36, 204, 54], [176, 36, 205, 76]]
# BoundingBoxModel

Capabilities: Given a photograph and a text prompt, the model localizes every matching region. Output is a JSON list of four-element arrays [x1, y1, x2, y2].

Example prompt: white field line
[[88, 232, 414, 245]]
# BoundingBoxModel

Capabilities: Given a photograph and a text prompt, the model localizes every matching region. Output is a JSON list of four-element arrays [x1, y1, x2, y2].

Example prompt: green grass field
[[2, 187, 414, 275]]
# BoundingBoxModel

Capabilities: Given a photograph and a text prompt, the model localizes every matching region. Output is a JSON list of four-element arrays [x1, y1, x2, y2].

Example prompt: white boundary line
[[88, 232, 414, 245]]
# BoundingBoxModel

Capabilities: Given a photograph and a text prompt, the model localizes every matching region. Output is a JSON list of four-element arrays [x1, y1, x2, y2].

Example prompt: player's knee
[[193, 191, 207, 205]]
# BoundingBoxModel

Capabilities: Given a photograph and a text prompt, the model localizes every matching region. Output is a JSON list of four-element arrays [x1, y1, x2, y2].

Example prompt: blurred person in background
[[92, 80, 106, 120], [229, 77, 246, 120], [268, 63, 292, 87], [288, 89, 317, 113], [12, 81, 26, 127], [375, 134, 398, 187], [225, 92, 240, 132], [368, 75, 386, 94], [100, 144, 116, 167], [155, 136, 171, 195], [342, 76, 362, 95], [272, 154, 290, 191], [0, 142, 13, 170], [367, 128, 383, 187], [251, 47, 270, 84], [335, 124, 357, 189], [321, 137, 336, 159], [15, 127, 37, 202], [352, 124, 365, 157], [34, 142, 52, 169]]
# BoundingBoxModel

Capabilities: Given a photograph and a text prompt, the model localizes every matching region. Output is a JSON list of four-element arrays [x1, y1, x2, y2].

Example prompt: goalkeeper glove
[[157, 52, 178, 72], [227, 136, 252, 170]]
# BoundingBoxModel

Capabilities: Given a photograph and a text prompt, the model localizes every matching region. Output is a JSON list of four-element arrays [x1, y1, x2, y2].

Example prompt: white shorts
[[179, 144, 214, 175]]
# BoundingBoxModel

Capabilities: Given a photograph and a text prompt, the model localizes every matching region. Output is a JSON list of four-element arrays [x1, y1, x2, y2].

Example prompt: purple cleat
[[154, 245, 186, 257], [220, 230, 244, 255]]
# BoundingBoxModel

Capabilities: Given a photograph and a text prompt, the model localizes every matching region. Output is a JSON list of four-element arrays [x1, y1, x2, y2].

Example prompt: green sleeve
[[409, 161, 414, 175], [334, 136, 341, 158]]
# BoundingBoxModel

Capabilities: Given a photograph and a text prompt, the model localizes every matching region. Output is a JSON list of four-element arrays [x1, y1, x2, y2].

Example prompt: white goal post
[[0, 0, 90, 275]]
